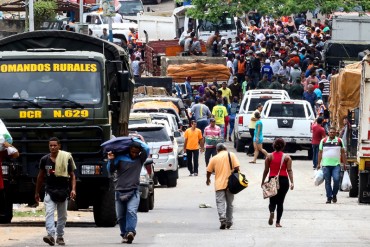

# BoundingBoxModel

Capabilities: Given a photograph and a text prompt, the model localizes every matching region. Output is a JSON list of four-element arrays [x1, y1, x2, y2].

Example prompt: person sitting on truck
[[184, 32, 202, 56], [131, 57, 145, 78], [206, 30, 220, 57], [179, 27, 192, 47], [100, 28, 109, 40]]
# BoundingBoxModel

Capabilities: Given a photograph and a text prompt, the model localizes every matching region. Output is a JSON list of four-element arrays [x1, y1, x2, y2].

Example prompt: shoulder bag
[[262, 154, 286, 199], [227, 152, 248, 194]]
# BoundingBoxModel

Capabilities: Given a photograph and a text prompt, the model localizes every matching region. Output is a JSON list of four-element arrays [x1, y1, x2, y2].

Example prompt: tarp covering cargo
[[166, 63, 231, 82], [329, 62, 361, 129], [132, 101, 179, 114]]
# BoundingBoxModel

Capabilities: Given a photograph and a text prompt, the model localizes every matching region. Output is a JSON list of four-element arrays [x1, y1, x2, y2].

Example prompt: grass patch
[[13, 209, 44, 217]]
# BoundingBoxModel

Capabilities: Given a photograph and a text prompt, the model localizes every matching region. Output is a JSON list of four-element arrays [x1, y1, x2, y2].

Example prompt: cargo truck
[[0, 30, 134, 226]]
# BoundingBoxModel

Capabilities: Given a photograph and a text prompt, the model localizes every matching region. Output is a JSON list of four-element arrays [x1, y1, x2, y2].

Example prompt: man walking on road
[[35, 137, 76, 246], [184, 120, 204, 176], [107, 139, 149, 244], [312, 117, 326, 169], [206, 143, 240, 229], [191, 97, 211, 135], [317, 127, 347, 204], [204, 118, 221, 166]]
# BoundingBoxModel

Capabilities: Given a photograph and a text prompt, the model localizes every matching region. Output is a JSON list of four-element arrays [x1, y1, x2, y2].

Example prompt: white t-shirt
[[227, 60, 234, 85]]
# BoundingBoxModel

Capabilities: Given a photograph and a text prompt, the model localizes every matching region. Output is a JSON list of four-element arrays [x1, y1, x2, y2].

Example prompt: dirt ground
[[0, 203, 95, 246]]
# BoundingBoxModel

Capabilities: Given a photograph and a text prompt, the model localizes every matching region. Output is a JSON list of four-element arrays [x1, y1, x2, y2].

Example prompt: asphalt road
[[2, 141, 370, 247]]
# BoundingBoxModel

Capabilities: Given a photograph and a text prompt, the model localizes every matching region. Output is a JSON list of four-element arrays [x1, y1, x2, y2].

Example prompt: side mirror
[[174, 131, 181, 137], [117, 70, 130, 92]]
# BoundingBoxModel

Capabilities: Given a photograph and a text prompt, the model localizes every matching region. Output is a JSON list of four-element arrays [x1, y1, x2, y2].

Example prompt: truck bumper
[[237, 130, 251, 140], [263, 137, 311, 145]]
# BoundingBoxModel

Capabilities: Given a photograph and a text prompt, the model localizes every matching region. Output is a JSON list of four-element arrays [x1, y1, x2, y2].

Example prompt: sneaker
[[194, 173, 198, 176], [219, 222, 227, 230], [326, 198, 332, 204], [121, 236, 128, 243], [56, 237, 65, 246], [126, 232, 135, 244], [268, 212, 274, 225], [226, 222, 233, 229], [333, 196, 337, 203], [43, 235, 55, 246]]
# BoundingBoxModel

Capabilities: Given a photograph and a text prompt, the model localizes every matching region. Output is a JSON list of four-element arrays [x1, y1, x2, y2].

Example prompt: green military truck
[[0, 31, 134, 226]]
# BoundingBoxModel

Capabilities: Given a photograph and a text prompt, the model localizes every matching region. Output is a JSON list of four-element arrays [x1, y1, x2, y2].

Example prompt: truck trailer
[[0, 30, 134, 226]]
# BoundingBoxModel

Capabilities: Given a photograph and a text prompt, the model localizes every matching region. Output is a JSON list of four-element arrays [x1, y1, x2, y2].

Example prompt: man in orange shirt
[[206, 143, 240, 230], [184, 120, 204, 176]]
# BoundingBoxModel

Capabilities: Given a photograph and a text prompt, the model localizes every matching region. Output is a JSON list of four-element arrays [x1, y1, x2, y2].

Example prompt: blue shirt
[[261, 65, 273, 81], [314, 88, 322, 99], [253, 120, 263, 143]]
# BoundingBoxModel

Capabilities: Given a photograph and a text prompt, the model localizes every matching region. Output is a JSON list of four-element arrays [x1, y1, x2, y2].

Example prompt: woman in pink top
[[261, 138, 294, 227]]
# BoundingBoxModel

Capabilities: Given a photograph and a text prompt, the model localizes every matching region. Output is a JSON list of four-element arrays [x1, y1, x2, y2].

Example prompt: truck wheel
[[236, 138, 245, 152], [157, 174, 167, 186], [0, 195, 13, 224], [93, 182, 117, 227], [167, 177, 177, 187], [138, 197, 150, 212], [149, 192, 154, 210], [307, 148, 313, 160], [349, 165, 359, 198]]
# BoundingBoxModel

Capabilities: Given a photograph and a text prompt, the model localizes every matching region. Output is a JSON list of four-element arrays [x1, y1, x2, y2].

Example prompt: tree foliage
[[34, 0, 57, 30], [187, 0, 370, 21]]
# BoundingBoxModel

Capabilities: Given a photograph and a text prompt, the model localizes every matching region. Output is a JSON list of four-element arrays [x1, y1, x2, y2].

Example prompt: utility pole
[[29, 0, 34, 31]]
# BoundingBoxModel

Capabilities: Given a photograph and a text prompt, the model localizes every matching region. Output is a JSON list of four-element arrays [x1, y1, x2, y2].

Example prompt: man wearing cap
[[204, 118, 221, 166], [261, 59, 273, 81], [191, 97, 211, 135], [229, 77, 242, 102], [206, 143, 240, 230], [184, 120, 204, 176]]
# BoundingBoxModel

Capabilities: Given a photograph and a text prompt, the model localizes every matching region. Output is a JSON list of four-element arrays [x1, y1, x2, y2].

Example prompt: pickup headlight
[[2, 165, 8, 175], [81, 165, 102, 175]]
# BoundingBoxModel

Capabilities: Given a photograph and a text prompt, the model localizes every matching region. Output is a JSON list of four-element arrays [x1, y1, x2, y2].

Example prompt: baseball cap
[[265, 59, 271, 63], [316, 99, 323, 105]]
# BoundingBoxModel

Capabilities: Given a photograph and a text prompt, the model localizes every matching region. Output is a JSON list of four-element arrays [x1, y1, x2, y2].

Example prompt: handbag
[[227, 152, 248, 194], [262, 154, 286, 199]]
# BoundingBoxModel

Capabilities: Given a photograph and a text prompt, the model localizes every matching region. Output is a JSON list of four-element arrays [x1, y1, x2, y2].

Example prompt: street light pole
[[29, 0, 34, 31]]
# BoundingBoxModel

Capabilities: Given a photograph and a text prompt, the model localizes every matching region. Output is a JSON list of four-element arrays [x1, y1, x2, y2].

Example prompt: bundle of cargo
[[166, 62, 231, 82], [134, 86, 168, 96], [328, 62, 361, 129]]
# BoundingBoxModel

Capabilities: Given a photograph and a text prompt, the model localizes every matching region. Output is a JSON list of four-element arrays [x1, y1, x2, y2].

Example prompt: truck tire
[[349, 165, 359, 198], [167, 177, 177, 187], [0, 195, 13, 224], [236, 138, 245, 152], [93, 182, 117, 227], [138, 197, 150, 212], [157, 175, 167, 186], [149, 192, 154, 210]]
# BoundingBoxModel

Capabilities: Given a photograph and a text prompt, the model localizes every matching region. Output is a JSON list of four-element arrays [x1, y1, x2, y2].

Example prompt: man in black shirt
[[35, 137, 76, 246]]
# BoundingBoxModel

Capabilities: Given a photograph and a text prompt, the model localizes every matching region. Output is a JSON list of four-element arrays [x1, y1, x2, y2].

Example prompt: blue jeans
[[229, 117, 235, 137], [44, 193, 68, 238], [115, 189, 140, 237], [323, 165, 341, 199], [312, 144, 319, 168]]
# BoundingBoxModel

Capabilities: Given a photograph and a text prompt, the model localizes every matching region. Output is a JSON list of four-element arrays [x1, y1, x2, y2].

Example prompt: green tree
[[187, 0, 370, 21], [34, 0, 57, 30]]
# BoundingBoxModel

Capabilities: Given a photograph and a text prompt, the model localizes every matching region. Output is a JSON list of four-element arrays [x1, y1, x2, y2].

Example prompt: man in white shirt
[[270, 55, 282, 75], [179, 28, 192, 46], [226, 55, 235, 85]]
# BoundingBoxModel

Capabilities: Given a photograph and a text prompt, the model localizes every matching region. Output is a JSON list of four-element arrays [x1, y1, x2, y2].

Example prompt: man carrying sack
[[206, 143, 240, 230]]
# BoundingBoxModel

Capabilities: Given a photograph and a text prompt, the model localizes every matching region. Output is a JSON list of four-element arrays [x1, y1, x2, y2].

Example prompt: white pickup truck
[[261, 99, 315, 158], [234, 89, 290, 152]]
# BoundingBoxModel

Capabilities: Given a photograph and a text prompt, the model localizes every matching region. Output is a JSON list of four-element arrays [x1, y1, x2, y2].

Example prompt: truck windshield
[[118, 0, 144, 16], [198, 14, 236, 32], [0, 60, 102, 105]]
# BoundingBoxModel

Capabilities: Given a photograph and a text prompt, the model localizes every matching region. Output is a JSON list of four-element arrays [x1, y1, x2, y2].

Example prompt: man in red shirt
[[0, 141, 19, 217], [311, 117, 326, 169]]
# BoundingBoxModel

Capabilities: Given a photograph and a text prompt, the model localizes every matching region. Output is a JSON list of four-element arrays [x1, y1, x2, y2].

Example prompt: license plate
[[152, 154, 159, 159]]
